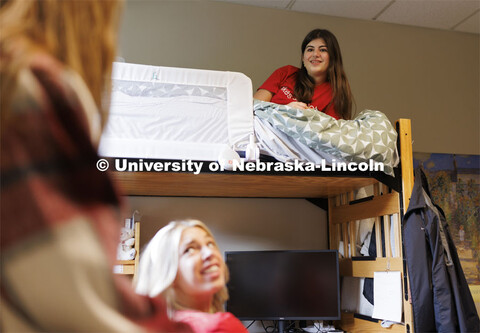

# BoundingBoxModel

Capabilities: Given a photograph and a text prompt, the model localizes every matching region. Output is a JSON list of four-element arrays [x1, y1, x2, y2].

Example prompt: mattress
[[98, 62, 253, 161]]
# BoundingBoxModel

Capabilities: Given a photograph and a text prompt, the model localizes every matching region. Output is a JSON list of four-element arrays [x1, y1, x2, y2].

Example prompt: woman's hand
[[287, 101, 308, 109]]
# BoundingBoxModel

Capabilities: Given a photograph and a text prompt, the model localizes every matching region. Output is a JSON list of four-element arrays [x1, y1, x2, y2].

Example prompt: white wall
[[128, 196, 328, 252], [118, 0, 479, 253]]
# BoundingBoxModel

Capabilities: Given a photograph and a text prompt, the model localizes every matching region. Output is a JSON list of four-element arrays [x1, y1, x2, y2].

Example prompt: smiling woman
[[253, 29, 354, 120], [135, 219, 248, 332]]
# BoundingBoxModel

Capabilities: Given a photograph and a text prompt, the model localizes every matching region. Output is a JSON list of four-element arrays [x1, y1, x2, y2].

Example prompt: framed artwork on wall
[[413, 152, 480, 314]]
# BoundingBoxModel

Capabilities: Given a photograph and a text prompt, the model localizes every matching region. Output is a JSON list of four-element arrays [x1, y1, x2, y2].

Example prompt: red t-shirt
[[173, 310, 248, 333], [258, 65, 340, 119]]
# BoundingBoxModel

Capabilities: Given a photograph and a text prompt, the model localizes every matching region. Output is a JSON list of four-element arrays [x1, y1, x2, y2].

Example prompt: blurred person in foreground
[[136, 220, 248, 332], [0, 1, 190, 331]]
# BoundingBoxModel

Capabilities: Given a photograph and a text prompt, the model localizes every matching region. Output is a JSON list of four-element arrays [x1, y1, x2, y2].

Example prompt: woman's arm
[[253, 89, 273, 102], [254, 88, 307, 109]]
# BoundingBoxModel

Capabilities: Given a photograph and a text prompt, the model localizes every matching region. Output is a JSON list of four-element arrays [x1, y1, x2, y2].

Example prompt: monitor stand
[[278, 320, 285, 332]]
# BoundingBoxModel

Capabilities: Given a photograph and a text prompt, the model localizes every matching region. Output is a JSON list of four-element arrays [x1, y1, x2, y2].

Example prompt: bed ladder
[[329, 119, 414, 333]]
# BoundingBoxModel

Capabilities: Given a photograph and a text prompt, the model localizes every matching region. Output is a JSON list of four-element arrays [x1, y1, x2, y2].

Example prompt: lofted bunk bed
[[100, 62, 416, 332]]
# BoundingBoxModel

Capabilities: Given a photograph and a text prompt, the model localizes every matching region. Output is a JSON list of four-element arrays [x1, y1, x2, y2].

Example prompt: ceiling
[[218, 0, 480, 35]]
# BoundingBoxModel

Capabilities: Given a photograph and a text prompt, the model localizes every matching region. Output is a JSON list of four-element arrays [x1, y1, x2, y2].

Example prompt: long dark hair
[[294, 29, 353, 120]]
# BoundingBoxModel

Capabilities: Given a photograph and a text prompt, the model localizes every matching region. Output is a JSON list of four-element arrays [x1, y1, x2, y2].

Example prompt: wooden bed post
[[397, 119, 414, 214], [396, 119, 415, 333]]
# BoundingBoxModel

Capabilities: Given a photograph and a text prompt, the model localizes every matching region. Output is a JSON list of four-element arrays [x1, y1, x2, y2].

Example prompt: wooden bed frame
[[110, 119, 415, 333]]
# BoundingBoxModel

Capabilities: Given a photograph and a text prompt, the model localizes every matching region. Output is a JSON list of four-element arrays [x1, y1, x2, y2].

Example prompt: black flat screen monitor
[[225, 250, 340, 321]]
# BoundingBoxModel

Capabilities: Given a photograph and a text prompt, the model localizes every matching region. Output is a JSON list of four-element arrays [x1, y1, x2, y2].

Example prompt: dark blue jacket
[[403, 167, 479, 332]]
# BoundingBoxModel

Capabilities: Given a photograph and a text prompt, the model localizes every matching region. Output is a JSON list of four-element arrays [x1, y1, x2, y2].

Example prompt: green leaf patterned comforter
[[254, 100, 399, 176]]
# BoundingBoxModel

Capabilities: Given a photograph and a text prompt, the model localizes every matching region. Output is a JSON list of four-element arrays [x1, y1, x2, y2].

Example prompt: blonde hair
[[0, 0, 123, 124], [135, 220, 229, 317]]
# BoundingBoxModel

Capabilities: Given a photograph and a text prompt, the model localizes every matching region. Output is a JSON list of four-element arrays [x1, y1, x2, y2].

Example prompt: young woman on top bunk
[[254, 29, 354, 120], [135, 219, 248, 333]]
